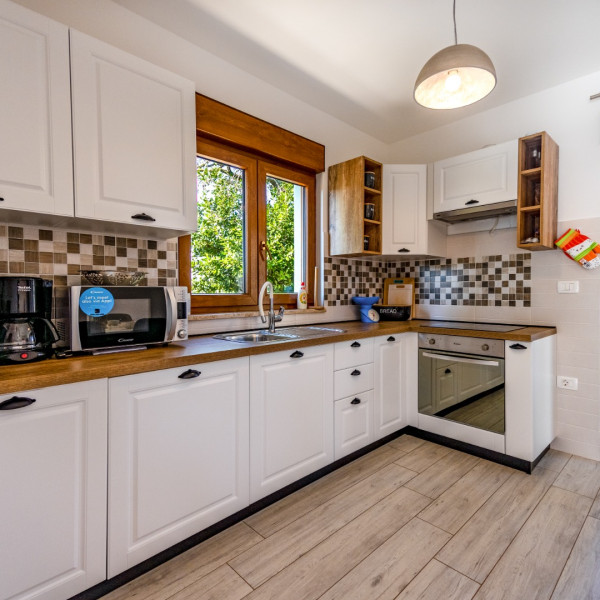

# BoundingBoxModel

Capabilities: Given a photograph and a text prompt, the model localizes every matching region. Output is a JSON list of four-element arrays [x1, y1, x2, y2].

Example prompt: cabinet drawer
[[334, 362, 374, 400], [334, 338, 374, 370], [334, 390, 373, 459]]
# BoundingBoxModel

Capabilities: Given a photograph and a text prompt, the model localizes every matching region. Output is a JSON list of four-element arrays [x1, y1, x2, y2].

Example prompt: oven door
[[71, 286, 173, 351], [418, 348, 505, 452]]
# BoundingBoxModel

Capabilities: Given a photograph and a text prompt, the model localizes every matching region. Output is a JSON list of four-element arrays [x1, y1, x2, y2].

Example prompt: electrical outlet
[[557, 376, 578, 390], [557, 281, 579, 293]]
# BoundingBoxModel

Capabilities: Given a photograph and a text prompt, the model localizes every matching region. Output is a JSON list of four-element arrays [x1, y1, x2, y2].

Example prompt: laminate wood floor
[[103, 438, 600, 600]]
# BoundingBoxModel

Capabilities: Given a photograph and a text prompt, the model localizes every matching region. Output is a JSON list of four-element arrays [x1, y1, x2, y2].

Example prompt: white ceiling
[[113, 0, 600, 144]]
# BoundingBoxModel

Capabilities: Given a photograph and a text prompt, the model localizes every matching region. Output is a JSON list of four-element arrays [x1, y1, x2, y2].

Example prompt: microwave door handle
[[421, 352, 500, 368], [165, 287, 177, 342]]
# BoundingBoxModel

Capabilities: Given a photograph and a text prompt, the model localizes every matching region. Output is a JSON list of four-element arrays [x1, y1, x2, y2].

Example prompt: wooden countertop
[[0, 320, 556, 395]]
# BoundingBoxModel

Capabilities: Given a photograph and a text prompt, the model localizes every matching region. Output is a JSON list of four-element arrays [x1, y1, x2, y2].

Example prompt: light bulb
[[444, 69, 462, 93]]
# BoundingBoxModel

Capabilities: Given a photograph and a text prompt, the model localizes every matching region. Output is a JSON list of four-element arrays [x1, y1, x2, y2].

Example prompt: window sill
[[188, 306, 327, 322]]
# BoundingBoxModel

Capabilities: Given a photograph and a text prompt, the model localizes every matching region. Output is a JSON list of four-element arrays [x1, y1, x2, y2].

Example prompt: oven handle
[[421, 351, 500, 367]]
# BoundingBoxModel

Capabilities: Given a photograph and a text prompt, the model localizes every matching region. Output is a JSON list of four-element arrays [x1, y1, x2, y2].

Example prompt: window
[[179, 96, 323, 314]]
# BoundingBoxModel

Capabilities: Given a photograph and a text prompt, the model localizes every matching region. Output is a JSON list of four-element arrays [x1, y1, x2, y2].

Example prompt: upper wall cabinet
[[0, 0, 73, 217], [382, 164, 445, 257], [433, 140, 518, 218], [70, 31, 197, 234]]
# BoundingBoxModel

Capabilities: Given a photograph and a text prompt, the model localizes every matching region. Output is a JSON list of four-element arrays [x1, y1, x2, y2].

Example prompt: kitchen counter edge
[[0, 320, 556, 395]]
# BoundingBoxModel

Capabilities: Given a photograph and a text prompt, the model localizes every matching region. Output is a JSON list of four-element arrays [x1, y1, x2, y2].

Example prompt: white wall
[[389, 72, 600, 461]]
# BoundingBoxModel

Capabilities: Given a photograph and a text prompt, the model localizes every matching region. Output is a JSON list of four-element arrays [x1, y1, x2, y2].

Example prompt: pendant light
[[414, 0, 496, 109]]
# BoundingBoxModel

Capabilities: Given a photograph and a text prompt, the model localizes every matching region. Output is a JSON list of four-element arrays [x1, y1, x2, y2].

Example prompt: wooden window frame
[[179, 94, 324, 315]]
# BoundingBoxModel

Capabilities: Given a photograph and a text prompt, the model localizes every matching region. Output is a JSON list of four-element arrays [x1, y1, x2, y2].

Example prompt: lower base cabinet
[[334, 390, 374, 458], [250, 344, 334, 502], [108, 357, 249, 577], [0, 379, 108, 600]]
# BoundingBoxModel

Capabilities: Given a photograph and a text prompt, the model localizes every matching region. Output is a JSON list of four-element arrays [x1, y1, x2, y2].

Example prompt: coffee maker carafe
[[0, 276, 59, 363]]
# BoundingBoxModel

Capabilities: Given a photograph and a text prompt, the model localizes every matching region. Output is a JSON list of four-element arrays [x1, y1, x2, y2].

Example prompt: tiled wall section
[[0, 223, 178, 322], [324, 253, 531, 308]]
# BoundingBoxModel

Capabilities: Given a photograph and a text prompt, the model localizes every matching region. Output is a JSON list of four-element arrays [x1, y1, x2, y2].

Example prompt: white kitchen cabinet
[[505, 337, 556, 462], [382, 164, 445, 257], [433, 139, 518, 216], [373, 334, 406, 440], [108, 357, 249, 577], [250, 344, 334, 501], [334, 391, 373, 458], [0, 0, 73, 219], [70, 30, 197, 235], [0, 379, 107, 600]]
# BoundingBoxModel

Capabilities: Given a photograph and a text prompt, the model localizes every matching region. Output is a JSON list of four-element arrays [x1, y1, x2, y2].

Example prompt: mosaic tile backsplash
[[324, 254, 531, 308], [0, 223, 178, 333]]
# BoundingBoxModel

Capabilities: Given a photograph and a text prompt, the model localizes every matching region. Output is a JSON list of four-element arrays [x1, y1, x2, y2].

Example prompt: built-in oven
[[418, 332, 506, 452]]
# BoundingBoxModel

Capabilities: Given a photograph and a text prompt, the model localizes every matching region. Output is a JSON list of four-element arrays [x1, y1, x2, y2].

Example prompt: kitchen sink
[[214, 326, 346, 344]]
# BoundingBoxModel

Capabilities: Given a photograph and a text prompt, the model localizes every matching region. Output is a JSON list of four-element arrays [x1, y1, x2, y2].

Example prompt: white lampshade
[[414, 43, 496, 109]]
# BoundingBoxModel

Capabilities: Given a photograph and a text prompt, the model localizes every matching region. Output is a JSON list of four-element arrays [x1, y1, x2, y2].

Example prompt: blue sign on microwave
[[79, 287, 115, 317]]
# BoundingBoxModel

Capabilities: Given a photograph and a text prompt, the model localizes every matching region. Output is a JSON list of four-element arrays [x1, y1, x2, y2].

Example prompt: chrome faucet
[[258, 281, 284, 333]]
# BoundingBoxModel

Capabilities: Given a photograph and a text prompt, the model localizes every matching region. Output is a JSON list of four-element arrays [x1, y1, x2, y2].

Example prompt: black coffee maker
[[0, 276, 59, 363]]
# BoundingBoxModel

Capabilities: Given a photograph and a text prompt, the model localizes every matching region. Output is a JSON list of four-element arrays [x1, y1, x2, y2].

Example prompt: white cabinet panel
[[334, 391, 373, 459], [373, 334, 406, 440], [334, 362, 374, 400], [0, 379, 107, 600], [382, 164, 445, 257], [334, 338, 373, 370], [250, 345, 334, 502], [0, 0, 73, 217], [70, 30, 196, 233], [433, 140, 517, 214], [108, 358, 249, 577]]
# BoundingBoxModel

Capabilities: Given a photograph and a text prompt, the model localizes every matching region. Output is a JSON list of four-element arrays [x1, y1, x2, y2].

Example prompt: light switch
[[557, 281, 579, 293]]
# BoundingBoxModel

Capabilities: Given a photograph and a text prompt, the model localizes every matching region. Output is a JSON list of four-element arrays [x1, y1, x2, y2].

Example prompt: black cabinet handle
[[178, 369, 201, 379], [465, 199, 479, 205], [0, 396, 36, 410], [351, 369, 361, 376], [350, 398, 361, 405], [351, 341, 361, 348], [0, 197, 4, 202], [445, 368, 452, 374], [509, 343, 527, 350], [290, 350, 304, 358], [131, 212, 156, 222], [387, 336, 395, 342], [397, 248, 410, 253]]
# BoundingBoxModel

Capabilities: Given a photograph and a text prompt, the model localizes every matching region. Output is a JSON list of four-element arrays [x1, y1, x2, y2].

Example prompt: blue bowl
[[352, 296, 380, 306]]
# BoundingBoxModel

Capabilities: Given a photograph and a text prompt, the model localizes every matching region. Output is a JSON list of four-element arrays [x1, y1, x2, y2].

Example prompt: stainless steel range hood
[[433, 199, 517, 223]]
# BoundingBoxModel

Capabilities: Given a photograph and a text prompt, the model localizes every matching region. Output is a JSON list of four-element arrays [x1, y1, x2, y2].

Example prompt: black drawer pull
[[290, 350, 304, 358], [131, 212, 156, 222], [178, 369, 201, 379], [0, 197, 4, 202], [351, 369, 361, 376], [350, 398, 361, 405], [465, 199, 479, 205], [509, 343, 527, 350], [387, 336, 396, 342], [398, 248, 409, 253], [351, 341, 361, 348], [0, 396, 36, 410], [445, 368, 452, 374]]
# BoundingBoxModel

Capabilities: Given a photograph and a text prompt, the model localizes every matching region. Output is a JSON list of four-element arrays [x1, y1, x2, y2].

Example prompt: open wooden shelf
[[329, 155, 383, 256], [517, 132, 558, 250]]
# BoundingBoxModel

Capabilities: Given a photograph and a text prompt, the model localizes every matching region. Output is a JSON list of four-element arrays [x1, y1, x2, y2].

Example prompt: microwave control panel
[[173, 286, 190, 340]]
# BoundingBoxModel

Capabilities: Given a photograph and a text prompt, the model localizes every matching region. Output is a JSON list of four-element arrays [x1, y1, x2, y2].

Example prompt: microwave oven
[[70, 286, 189, 353]]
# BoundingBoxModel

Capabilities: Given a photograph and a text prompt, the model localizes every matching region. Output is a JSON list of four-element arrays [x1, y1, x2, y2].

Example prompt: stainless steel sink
[[214, 330, 298, 344], [214, 326, 346, 344]]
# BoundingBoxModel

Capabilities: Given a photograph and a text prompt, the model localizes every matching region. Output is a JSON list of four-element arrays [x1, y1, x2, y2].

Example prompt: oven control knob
[[428, 338, 436, 345], [177, 329, 187, 339], [481, 343, 490, 351]]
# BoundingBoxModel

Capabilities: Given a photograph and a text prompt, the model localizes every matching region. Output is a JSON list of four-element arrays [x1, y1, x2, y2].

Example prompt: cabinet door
[[334, 391, 373, 459], [70, 30, 196, 233], [0, 379, 107, 600], [0, 0, 73, 217], [373, 334, 405, 439], [250, 344, 334, 502], [108, 358, 249, 577], [433, 140, 518, 214], [382, 164, 427, 255]]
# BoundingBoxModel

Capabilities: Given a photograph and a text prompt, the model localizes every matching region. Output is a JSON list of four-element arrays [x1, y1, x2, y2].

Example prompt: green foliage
[[191, 159, 297, 295]]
